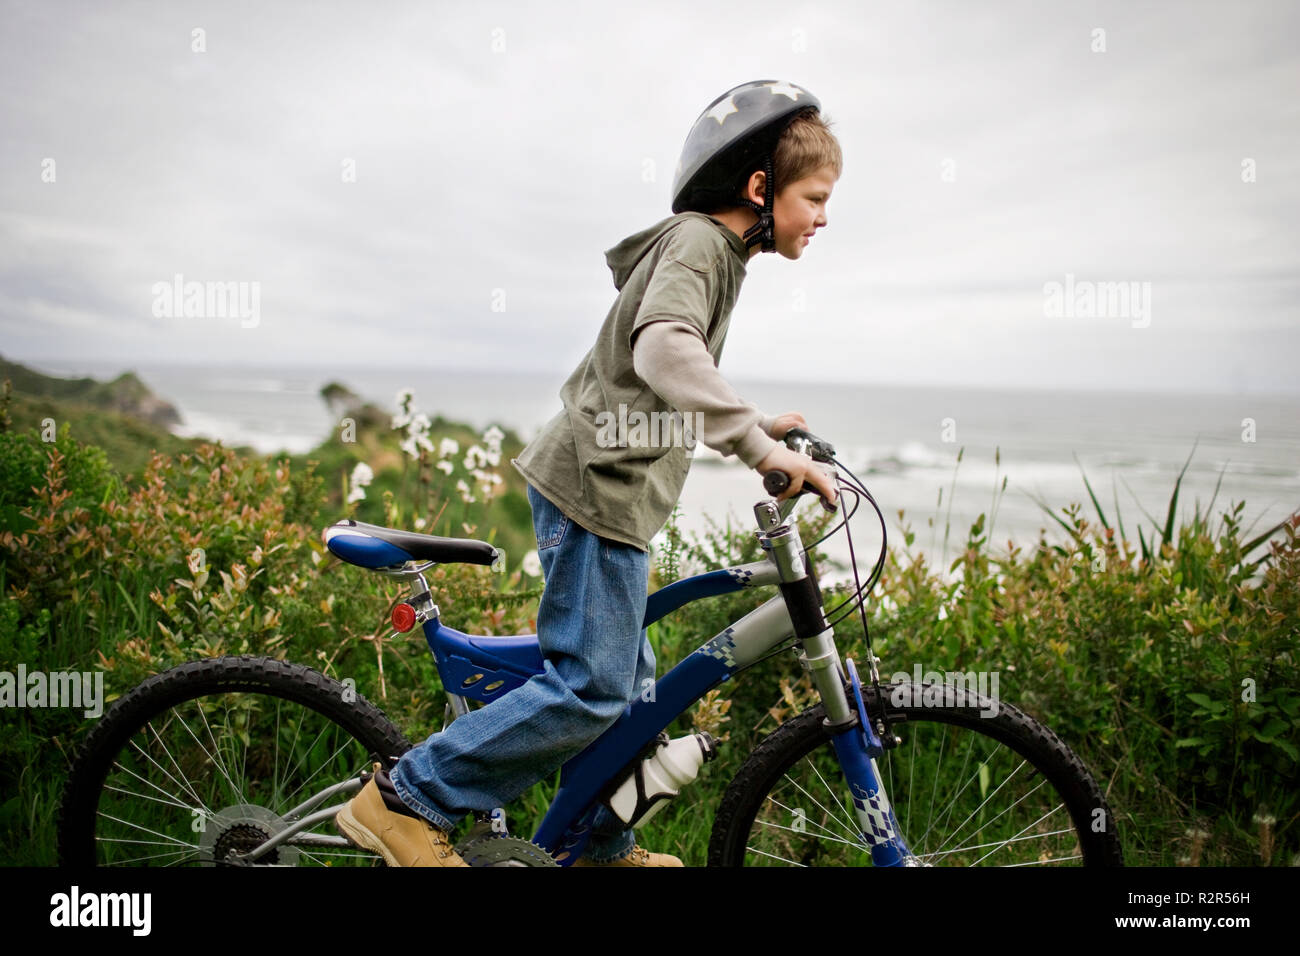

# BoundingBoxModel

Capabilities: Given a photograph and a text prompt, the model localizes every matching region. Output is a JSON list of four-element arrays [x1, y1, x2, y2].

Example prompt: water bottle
[[606, 732, 718, 828]]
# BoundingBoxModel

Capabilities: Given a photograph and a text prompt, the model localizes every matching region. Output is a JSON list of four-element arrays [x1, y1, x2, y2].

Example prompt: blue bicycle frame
[[327, 490, 915, 866]]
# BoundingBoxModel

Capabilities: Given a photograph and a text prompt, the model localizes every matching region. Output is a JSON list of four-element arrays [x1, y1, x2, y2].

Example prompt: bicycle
[[59, 428, 1124, 866]]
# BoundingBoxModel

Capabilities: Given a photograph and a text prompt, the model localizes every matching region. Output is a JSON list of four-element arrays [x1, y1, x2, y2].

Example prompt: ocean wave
[[170, 410, 321, 455]]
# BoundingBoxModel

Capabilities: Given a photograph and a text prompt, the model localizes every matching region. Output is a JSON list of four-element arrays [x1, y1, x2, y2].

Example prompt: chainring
[[454, 833, 560, 867]]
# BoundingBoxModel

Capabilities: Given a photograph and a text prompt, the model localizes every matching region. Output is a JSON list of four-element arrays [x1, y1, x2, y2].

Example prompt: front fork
[[798, 629, 915, 866], [758, 496, 916, 866]]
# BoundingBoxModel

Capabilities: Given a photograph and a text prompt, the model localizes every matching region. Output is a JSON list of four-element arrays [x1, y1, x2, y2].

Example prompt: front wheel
[[59, 655, 413, 866], [709, 683, 1123, 866]]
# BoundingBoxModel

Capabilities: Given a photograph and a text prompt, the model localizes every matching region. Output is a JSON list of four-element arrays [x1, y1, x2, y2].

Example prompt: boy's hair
[[705, 108, 842, 214]]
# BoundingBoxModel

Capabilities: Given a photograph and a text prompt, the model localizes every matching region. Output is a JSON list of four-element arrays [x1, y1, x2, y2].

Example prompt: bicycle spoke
[[920, 729, 976, 849], [156, 706, 234, 806], [96, 810, 198, 852], [273, 718, 342, 811], [745, 844, 808, 866], [193, 698, 242, 799], [754, 815, 868, 850], [922, 722, 948, 853], [971, 804, 1067, 866], [102, 782, 197, 816], [110, 758, 207, 817], [920, 826, 1077, 860], [271, 696, 283, 811], [277, 698, 309, 810], [772, 770, 863, 844], [927, 775, 1051, 859], [103, 847, 201, 866], [277, 734, 358, 812], [128, 734, 212, 817], [764, 793, 865, 848], [807, 758, 857, 836], [924, 755, 1031, 857], [96, 834, 197, 849], [905, 728, 915, 840], [733, 701, 1106, 866], [143, 711, 208, 810], [1004, 852, 1084, 866]]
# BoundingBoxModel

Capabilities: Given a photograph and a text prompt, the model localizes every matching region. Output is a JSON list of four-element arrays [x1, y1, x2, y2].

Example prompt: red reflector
[[392, 603, 417, 632]]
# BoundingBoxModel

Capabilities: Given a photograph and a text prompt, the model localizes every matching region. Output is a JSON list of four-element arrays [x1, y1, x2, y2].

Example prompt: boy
[[336, 80, 842, 866]]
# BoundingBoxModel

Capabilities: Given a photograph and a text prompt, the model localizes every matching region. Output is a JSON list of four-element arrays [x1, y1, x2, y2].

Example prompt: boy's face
[[769, 164, 837, 260]]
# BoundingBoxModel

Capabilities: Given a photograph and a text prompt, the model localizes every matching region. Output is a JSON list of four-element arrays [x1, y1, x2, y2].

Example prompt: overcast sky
[[2, 0, 1297, 394]]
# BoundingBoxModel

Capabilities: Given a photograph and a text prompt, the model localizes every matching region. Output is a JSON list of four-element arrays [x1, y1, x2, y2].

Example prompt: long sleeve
[[632, 320, 780, 468]]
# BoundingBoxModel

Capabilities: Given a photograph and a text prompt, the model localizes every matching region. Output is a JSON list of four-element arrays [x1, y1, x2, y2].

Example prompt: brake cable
[[806, 455, 896, 747]]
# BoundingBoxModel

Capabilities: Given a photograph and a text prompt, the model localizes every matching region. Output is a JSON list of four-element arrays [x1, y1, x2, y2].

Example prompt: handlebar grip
[[763, 470, 792, 496], [763, 467, 838, 513]]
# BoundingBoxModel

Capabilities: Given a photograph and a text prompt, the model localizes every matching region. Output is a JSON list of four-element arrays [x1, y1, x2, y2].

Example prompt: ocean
[[24, 358, 1300, 580]]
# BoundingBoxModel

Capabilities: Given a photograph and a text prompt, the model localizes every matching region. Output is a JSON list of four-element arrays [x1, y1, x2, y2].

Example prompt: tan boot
[[335, 764, 469, 867], [572, 845, 683, 867]]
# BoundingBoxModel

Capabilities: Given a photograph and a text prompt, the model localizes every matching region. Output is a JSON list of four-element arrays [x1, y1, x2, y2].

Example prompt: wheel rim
[[742, 713, 1097, 866], [87, 690, 390, 866]]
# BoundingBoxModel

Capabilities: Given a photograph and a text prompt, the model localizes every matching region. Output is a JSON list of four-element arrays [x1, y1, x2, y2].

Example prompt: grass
[[1, 406, 1296, 867]]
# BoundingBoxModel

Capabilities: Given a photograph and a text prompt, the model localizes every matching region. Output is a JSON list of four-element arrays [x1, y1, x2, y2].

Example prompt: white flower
[[483, 425, 504, 449], [436, 460, 454, 475], [414, 516, 426, 530], [417, 433, 434, 453], [522, 550, 542, 577], [456, 479, 476, 503], [464, 444, 489, 471], [411, 412, 431, 433], [439, 437, 459, 459], [392, 389, 415, 429], [399, 436, 419, 460], [484, 447, 501, 467], [346, 462, 372, 503], [350, 462, 374, 487]]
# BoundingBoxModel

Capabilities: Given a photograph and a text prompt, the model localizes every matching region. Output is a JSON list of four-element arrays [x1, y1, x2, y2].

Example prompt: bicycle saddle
[[324, 519, 499, 569]]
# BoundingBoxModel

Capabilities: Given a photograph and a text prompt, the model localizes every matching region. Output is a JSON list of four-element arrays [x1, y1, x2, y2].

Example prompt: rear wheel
[[709, 683, 1123, 866], [59, 655, 412, 866]]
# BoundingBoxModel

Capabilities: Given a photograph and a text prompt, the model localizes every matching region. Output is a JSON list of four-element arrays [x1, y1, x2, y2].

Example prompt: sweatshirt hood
[[604, 211, 748, 291]]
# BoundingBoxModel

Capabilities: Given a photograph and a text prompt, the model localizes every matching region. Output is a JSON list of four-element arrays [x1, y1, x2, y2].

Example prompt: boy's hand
[[763, 411, 808, 439], [755, 444, 838, 505]]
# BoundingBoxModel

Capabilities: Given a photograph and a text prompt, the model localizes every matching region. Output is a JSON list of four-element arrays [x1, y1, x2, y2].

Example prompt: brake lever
[[784, 427, 836, 462]]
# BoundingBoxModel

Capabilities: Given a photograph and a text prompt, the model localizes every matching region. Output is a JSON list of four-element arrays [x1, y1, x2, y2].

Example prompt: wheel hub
[[198, 804, 300, 866]]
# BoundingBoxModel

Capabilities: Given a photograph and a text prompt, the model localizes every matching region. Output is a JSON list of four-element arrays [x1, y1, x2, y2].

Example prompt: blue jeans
[[389, 483, 656, 861]]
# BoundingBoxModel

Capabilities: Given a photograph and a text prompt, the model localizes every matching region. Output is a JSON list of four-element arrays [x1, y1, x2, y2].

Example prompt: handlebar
[[762, 427, 839, 512]]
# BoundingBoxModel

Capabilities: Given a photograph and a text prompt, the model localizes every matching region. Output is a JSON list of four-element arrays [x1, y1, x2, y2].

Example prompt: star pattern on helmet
[[706, 94, 739, 125], [764, 81, 803, 101]]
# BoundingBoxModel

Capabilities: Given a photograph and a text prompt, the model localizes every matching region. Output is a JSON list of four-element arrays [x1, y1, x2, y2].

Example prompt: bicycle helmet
[[671, 80, 821, 253]]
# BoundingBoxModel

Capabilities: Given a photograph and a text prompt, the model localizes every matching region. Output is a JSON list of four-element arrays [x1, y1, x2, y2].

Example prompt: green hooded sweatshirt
[[511, 211, 758, 551]]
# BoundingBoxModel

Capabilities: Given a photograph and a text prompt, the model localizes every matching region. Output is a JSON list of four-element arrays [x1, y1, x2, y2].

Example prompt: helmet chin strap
[[738, 155, 777, 253]]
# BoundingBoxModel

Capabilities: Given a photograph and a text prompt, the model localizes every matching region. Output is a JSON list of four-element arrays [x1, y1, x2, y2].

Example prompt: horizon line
[[5, 353, 1298, 401]]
